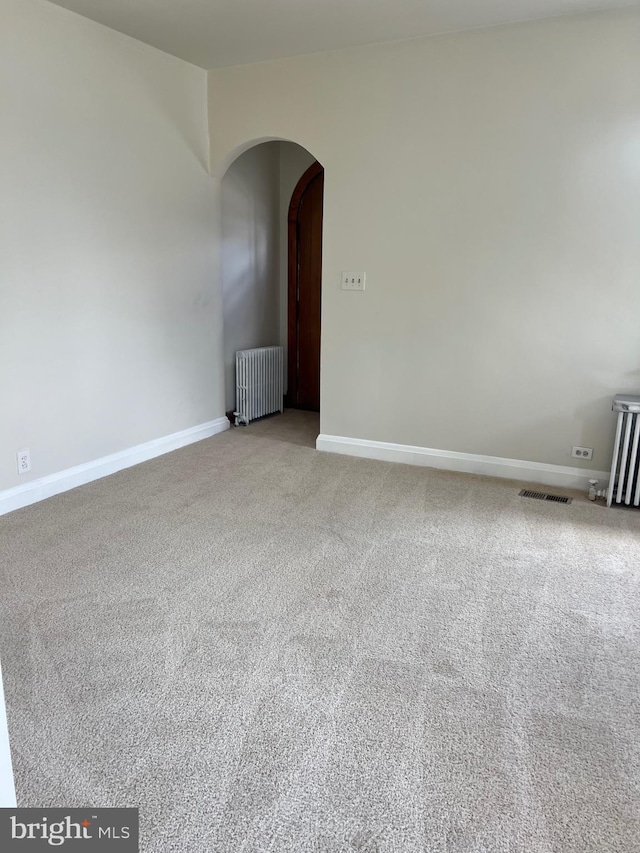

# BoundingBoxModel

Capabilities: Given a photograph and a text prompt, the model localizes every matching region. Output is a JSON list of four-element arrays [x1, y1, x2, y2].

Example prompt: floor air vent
[[519, 489, 572, 505]]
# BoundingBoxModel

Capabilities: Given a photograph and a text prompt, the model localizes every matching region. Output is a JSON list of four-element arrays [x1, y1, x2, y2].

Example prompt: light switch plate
[[341, 271, 366, 291]]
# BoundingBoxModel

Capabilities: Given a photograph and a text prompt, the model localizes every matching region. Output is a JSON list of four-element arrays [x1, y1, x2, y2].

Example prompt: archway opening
[[221, 140, 323, 443]]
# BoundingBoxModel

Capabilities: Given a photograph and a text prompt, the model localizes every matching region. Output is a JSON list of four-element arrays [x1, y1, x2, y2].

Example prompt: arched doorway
[[287, 162, 324, 412], [220, 139, 323, 425]]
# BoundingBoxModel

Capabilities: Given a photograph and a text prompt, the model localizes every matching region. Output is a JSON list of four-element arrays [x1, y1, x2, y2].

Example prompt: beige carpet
[[1, 411, 639, 852]]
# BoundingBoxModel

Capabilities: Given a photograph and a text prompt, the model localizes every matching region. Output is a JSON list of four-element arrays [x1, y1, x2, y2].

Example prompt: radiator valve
[[588, 479, 608, 501]]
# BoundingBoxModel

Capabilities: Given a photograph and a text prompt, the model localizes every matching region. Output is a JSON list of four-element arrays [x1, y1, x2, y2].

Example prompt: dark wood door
[[288, 163, 323, 411]]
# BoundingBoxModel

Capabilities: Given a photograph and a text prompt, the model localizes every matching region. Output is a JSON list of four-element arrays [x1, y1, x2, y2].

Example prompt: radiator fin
[[608, 410, 640, 508]]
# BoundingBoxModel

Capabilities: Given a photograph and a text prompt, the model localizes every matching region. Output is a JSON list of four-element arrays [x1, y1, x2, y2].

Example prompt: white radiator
[[235, 346, 284, 425], [607, 395, 640, 508]]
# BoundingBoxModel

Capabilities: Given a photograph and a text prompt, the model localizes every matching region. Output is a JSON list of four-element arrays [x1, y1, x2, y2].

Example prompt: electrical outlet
[[341, 271, 366, 291], [572, 446, 593, 461], [17, 448, 31, 474]]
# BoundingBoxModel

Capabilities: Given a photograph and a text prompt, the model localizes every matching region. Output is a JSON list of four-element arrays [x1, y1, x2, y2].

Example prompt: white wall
[[209, 9, 640, 471], [221, 142, 281, 411], [0, 0, 221, 493]]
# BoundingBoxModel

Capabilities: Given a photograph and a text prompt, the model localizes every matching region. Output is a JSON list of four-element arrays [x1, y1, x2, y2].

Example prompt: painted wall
[[221, 142, 280, 411], [208, 9, 640, 470], [0, 0, 221, 493]]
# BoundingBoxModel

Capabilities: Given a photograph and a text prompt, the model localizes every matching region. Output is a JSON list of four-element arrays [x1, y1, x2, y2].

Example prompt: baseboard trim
[[316, 434, 609, 492], [0, 417, 230, 517]]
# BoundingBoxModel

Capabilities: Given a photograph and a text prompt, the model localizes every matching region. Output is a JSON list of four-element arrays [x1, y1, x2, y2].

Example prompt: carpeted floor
[[1, 410, 639, 852]]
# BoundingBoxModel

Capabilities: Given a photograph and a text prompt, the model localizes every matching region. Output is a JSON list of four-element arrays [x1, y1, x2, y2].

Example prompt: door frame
[[287, 160, 324, 409]]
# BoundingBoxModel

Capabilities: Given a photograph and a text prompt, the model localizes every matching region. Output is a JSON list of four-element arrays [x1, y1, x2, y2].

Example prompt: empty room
[[1, 0, 639, 850]]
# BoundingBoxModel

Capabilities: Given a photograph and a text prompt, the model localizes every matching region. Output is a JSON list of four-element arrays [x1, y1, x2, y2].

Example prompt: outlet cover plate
[[17, 449, 31, 474], [572, 445, 593, 461]]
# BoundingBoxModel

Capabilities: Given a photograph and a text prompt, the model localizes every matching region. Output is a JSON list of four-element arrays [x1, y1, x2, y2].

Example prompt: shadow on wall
[[121, 39, 211, 172], [221, 139, 317, 412]]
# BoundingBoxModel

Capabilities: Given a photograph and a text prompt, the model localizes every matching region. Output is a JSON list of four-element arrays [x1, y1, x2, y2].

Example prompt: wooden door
[[288, 162, 323, 411]]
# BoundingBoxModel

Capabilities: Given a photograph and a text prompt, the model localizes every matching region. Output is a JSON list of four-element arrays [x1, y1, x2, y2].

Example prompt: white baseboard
[[316, 433, 609, 492], [0, 417, 230, 517]]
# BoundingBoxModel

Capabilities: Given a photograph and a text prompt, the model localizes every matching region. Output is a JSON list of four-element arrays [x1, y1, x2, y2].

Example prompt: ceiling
[[45, 0, 637, 69]]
